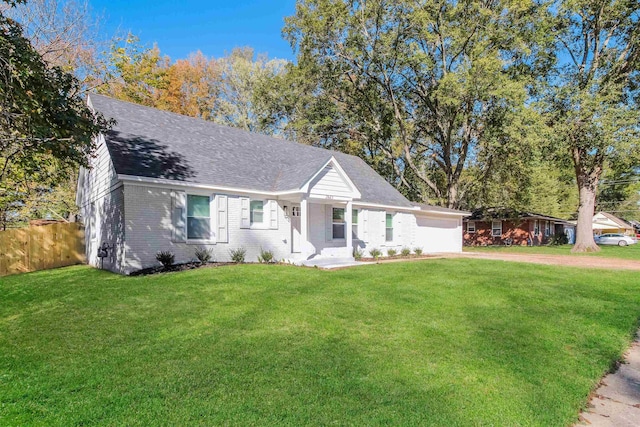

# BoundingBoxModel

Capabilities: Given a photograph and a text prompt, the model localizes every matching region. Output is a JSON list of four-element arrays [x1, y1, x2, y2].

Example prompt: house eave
[[417, 208, 471, 217], [117, 174, 304, 197]]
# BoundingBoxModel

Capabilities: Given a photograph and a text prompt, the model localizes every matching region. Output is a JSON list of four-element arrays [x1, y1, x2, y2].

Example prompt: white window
[[491, 220, 502, 237], [332, 207, 345, 239], [187, 195, 211, 240], [534, 220, 540, 235], [544, 221, 551, 237], [385, 213, 393, 242], [467, 221, 476, 234], [352, 209, 359, 239], [250, 200, 264, 225]]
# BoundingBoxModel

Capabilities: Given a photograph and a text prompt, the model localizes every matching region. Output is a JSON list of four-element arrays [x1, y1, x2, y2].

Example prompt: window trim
[[544, 221, 552, 237], [250, 199, 265, 227], [352, 209, 359, 239], [186, 194, 213, 242], [385, 212, 394, 242], [534, 220, 540, 235], [332, 207, 346, 240], [491, 220, 502, 237], [467, 221, 476, 234]]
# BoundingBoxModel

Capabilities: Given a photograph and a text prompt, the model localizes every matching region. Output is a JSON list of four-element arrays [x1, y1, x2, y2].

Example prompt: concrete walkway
[[578, 333, 640, 426], [299, 257, 373, 269]]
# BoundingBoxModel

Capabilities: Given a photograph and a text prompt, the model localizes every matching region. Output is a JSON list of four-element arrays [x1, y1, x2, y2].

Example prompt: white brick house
[[77, 95, 469, 274]]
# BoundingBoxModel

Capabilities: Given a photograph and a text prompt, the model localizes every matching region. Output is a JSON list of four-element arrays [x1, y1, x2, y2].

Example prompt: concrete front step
[[299, 256, 371, 269]]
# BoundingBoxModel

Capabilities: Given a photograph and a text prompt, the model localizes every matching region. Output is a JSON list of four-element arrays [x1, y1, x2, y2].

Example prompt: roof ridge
[[90, 93, 414, 207], [89, 93, 369, 165]]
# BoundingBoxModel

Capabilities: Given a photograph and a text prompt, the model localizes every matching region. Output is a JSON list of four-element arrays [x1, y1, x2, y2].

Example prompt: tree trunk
[[572, 180, 600, 253], [446, 183, 458, 209]]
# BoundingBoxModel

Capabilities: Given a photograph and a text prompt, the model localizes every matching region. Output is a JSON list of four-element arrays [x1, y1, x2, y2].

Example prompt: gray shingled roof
[[89, 94, 413, 207]]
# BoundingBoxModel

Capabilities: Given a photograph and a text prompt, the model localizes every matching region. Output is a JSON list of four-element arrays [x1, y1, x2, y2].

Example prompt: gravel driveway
[[451, 252, 640, 271]]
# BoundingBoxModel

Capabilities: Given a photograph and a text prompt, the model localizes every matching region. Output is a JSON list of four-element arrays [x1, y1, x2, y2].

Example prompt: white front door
[[291, 205, 301, 253]]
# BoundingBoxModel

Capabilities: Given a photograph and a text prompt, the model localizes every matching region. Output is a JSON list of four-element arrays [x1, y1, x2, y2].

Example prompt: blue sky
[[90, 0, 298, 61]]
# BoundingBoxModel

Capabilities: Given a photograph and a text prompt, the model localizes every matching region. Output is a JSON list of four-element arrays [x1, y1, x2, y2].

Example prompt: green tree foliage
[[597, 164, 640, 222], [99, 34, 170, 107], [101, 42, 286, 133], [268, 0, 546, 208], [0, 1, 110, 228], [2, 0, 107, 226], [542, 0, 640, 251], [212, 47, 287, 132]]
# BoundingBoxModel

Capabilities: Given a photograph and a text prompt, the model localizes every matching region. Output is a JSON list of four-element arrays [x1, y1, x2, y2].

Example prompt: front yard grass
[[465, 242, 640, 260], [2, 260, 640, 425]]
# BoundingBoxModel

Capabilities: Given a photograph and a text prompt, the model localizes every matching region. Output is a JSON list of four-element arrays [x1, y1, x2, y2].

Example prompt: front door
[[291, 205, 301, 253]]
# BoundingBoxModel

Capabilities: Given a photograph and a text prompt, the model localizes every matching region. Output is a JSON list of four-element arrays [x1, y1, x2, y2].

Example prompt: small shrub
[[549, 234, 569, 246], [258, 248, 274, 263], [387, 248, 397, 257], [414, 247, 423, 256], [369, 248, 382, 259], [353, 247, 364, 260], [401, 247, 411, 257], [194, 247, 213, 263], [229, 247, 246, 263], [156, 251, 175, 269]]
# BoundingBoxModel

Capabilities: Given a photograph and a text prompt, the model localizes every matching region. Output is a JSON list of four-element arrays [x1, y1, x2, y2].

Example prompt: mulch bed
[[358, 254, 439, 263], [129, 261, 237, 276], [130, 255, 442, 276]]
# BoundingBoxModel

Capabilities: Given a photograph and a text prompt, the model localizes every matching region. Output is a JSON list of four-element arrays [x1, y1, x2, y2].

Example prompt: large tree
[[100, 34, 170, 107], [160, 51, 219, 120], [0, 0, 109, 227], [101, 42, 286, 133], [277, 0, 546, 208], [211, 47, 287, 132], [1, 0, 103, 82], [2, 0, 109, 225], [543, 0, 639, 252]]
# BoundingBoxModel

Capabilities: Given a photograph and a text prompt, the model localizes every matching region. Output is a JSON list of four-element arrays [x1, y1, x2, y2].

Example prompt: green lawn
[[2, 261, 640, 426], [465, 243, 640, 260]]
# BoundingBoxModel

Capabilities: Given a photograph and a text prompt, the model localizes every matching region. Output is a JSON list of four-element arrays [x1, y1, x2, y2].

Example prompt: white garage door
[[415, 216, 462, 253]]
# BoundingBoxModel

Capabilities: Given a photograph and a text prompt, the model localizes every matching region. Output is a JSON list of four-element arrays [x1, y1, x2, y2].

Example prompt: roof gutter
[[118, 174, 471, 216], [117, 174, 304, 197], [417, 209, 471, 217]]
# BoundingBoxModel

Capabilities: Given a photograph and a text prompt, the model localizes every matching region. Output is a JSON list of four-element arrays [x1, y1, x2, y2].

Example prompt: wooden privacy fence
[[0, 223, 85, 277]]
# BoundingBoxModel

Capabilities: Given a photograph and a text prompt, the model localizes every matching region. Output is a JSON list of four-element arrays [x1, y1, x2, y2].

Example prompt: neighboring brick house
[[463, 209, 575, 246], [78, 95, 470, 274]]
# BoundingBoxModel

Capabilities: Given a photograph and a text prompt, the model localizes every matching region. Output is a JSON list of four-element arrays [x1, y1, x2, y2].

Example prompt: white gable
[[593, 212, 612, 224], [309, 165, 354, 199], [593, 212, 632, 230]]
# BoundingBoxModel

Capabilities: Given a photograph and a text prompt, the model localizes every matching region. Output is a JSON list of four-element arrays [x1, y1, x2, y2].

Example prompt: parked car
[[594, 233, 637, 246]]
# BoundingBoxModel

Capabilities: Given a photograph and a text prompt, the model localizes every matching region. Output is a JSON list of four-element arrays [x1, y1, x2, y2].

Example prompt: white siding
[[309, 166, 353, 199], [305, 203, 352, 257], [414, 215, 462, 253], [354, 209, 413, 253], [122, 184, 293, 273], [78, 135, 119, 206], [78, 134, 126, 273], [351, 207, 463, 256]]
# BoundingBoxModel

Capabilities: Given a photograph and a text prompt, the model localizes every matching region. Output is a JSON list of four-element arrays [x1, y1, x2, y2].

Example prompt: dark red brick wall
[[463, 219, 554, 246]]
